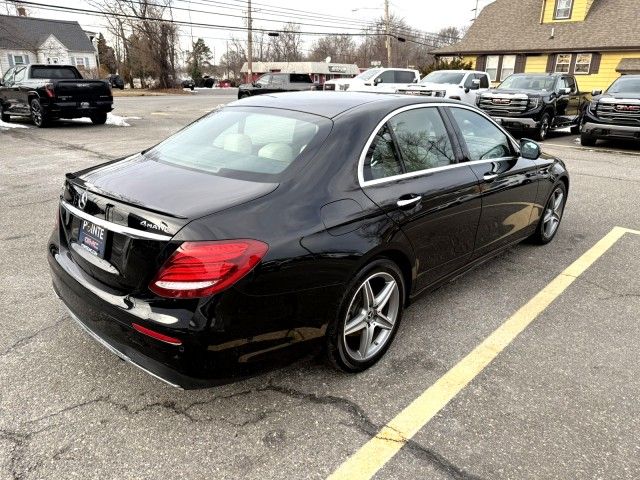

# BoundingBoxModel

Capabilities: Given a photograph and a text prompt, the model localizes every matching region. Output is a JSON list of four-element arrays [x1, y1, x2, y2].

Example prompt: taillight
[[149, 240, 268, 299], [44, 83, 55, 98]]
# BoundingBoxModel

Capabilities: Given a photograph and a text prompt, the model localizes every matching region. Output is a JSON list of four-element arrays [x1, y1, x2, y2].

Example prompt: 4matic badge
[[139, 220, 169, 233]]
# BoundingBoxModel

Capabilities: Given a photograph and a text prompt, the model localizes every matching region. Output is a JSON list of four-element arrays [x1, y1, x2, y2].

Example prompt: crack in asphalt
[[7, 380, 484, 479], [0, 317, 66, 358]]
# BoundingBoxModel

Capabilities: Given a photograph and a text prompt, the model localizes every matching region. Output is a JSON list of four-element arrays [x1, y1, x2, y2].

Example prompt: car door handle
[[483, 172, 499, 182], [397, 195, 422, 208]]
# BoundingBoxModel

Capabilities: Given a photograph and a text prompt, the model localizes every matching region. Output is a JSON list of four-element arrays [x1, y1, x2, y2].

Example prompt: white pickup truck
[[323, 68, 420, 93], [396, 70, 491, 105]]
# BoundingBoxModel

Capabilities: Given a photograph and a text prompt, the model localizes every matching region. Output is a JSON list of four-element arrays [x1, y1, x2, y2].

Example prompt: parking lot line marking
[[150, 112, 171, 116], [328, 226, 636, 480]]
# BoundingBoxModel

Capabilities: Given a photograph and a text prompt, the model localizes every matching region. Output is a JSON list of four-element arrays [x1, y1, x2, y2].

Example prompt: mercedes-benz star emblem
[[78, 190, 88, 210]]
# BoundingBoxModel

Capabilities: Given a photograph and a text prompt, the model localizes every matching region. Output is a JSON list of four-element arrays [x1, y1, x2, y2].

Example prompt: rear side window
[[363, 124, 403, 181], [395, 71, 416, 83], [290, 74, 312, 83], [30, 66, 80, 79], [146, 108, 329, 180], [477, 74, 490, 89], [448, 108, 513, 161], [388, 108, 455, 172]]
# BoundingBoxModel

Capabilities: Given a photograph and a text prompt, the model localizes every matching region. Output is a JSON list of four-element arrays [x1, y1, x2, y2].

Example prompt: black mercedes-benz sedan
[[48, 92, 569, 388]]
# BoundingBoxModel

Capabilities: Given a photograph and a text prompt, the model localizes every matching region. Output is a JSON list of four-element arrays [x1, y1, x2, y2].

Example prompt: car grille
[[398, 90, 439, 97], [478, 95, 531, 117], [594, 100, 640, 125], [323, 84, 335, 91]]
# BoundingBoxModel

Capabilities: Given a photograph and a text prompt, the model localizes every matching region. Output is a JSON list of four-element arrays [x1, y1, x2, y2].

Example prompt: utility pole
[[384, 0, 391, 67], [247, 0, 253, 83]]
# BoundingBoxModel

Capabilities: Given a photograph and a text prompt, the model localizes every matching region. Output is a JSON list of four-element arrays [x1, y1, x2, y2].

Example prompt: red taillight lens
[[44, 83, 55, 98], [149, 240, 268, 299]]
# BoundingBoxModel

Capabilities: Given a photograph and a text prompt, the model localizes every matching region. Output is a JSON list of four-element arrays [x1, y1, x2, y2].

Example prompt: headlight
[[528, 97, 539, 109], [434, 90, 446, 97], [588, 101, 598, 114]]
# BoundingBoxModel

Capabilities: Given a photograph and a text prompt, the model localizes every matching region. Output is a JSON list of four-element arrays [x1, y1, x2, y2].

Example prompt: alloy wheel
[[542, 188, 564, 239], [342, 272, 400, 361], [539, 118, 549, 140], [31, 102, 42, 126]]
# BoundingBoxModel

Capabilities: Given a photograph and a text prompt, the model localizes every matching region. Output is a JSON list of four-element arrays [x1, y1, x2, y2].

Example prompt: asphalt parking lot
[[1, 91, 639, 479]]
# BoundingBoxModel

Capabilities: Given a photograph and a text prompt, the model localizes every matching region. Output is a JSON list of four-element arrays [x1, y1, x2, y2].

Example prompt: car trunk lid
[[59, 154, 278, 293]]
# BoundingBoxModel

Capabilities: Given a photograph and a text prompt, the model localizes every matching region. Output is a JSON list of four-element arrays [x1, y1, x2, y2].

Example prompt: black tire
[[30, 98, 49, 128], [326, 259, 405, 372], [531, 182, 567, 245], [580, 132, 597, 147], [90, 113, 108, 125], [0, 102, 9, 123], [239, 92, 250, 99], [570, 120, 581, 134], [534, 113, 551, 141]]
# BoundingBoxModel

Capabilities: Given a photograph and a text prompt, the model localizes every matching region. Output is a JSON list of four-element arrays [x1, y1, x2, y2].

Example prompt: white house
[[0, 14, 98, 77]]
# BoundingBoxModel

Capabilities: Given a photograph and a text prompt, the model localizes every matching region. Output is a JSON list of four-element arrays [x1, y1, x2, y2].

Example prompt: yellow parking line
[[329, 226, 639, 480]]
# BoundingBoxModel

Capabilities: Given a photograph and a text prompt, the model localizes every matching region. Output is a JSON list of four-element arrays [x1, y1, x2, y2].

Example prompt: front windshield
[[145, 107, 330, 181], [356, 69, 381, 81], [421, 72, 465, 85], [607, 77, 640, 94], [498, 75, 556, 91]]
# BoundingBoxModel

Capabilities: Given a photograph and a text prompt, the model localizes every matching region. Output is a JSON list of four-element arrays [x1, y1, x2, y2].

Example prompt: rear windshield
[[421, 72, 465, 85], [145, 107, 331, 181], [30, 66, 80, 79], [607, 77, 640, 94], [498, 75, 556, 91]]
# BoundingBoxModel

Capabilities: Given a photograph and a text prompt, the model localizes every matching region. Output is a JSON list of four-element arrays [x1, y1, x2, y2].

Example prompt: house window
[[501, 55, 516, 80], [75, 57, 85, 68], [554, 0, 573, 19], [486, 55, 500, 81], [12, 55, 25, 65], [574, 53, 592, 74], [555, 54, 571, 73]]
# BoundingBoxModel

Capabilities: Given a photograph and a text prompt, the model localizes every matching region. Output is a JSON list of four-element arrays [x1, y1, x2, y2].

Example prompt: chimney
[[17, 6, 27, 16]]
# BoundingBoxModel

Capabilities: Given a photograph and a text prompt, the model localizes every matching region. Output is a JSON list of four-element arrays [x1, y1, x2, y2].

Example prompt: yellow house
[[434, 0, 640, 93]]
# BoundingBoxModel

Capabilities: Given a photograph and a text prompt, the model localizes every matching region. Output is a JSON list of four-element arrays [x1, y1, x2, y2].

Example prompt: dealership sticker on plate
[[78, 220, 106, 257]]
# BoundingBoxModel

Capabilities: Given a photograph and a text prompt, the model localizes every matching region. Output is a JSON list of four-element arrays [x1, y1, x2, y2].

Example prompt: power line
[[9, 0, 445, 47]]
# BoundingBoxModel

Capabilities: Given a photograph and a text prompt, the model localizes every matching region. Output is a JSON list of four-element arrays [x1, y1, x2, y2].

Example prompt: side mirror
[[412, 78, 418, 83], [374, 77, 382, 85], [559, 87, 571, 95], [470, 79, 481, 90], [591, 89, 602, 96], [520, 138, 541, 160]]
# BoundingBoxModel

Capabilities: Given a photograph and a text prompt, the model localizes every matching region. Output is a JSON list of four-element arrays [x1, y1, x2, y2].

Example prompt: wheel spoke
[[344, 310, 367, 336], [358, 323, 374, 359], [376, 312, 394, 330], [543, 209, 553, 224], [553, 192, 564, 213], [362, 280, 375, 310], [374, 280, 396, 310]]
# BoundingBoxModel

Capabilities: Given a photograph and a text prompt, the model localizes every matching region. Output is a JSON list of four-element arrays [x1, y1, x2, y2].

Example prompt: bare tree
[[308, 35, 357, 63], [267, 23, 303, 62]]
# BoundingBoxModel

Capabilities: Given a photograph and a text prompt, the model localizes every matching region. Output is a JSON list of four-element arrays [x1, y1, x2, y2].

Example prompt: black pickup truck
[[0, 64, 113, 127], [237, 73, 320, 99], [477, 73, 589, 140], [581, 75, 640, 146]]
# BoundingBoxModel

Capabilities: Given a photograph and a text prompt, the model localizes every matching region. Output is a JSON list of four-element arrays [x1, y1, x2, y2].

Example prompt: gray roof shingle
[[435, 0, 640, 55], [616, 58, 640, 72], [0, 14, 95, 52]]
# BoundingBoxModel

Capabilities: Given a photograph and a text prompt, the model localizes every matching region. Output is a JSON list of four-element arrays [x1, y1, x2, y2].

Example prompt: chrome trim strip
[[71, 242, 120, 274], [598, 97, 640, 105], [357, 103, 519, 188], [61, 200, 173, 241], [64, 306, 182, 389], [583, 122, 640, 134], [494, 117, 539, 127]]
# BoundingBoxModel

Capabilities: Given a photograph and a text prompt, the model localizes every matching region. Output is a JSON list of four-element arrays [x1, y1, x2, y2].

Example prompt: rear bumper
[[583, 121, 640, 140], [48, 240, 335, 389], [45, 100, 113, 118]]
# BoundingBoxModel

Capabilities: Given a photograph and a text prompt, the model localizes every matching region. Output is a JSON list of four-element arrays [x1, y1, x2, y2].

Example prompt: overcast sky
[[3, 0, 495, 63]]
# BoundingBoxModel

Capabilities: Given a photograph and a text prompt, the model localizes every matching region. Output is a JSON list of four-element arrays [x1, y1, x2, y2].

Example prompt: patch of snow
[[574, 137, 582, 144], [71, 113, 141, 127], [0, 119, 28, 130], [555, 126, 571, 133]]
